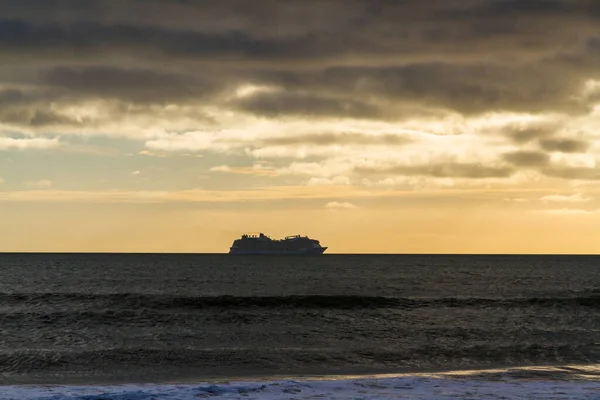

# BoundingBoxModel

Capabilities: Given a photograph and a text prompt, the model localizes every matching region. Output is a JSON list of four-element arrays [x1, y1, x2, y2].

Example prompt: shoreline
[[3, 362, 600, 387]]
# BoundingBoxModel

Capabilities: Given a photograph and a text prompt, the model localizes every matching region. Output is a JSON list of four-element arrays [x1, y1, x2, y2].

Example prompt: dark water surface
[[1, 253, 600, 384]]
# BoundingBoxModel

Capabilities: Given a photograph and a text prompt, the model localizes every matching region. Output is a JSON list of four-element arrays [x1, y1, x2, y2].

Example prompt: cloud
[[209, 164, 278, 176], [355, 162, 515, 179], [503, 126, 557, 144], [0, 5, 597, 115], [258, 132, 412, 146], [0, 88, 45, 107], [0, 137, 59, 150], [542, 166, 600, 180], [0, 88, 87, 128], [2, 1, 598, 67], [0, 16, 380, 66], [308, 176, 351, 186], [504, 197, 528, 203], [1, 109, 83, 127], [257, 60, 593, 117], [325, 201, 358, 209], [42, 66, 220, 104], [0, 1, 598, 118], [2, 0, 600, 197], [145, 132, 227, 152], [540, 193, 592, 203], [362, 167, 542, 189], [24, 179, 52, 189], [143, 122, 417, 158], [539, 138, 589, 153], [503, 151, 550, 167], [233, 90, 381, 119]]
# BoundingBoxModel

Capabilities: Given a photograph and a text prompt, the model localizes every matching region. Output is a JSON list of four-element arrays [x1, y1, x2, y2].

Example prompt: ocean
[[2, 253, 600, 399]]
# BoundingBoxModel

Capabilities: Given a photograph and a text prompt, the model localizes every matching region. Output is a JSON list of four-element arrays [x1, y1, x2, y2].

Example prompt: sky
[[2, 0, 600, 253]]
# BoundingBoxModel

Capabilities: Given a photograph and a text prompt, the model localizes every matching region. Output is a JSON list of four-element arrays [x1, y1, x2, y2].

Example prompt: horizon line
[[1, 251, 599, 256]]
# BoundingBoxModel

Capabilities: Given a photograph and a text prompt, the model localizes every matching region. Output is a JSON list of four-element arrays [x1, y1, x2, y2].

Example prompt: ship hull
[[229, 247, 327, 255]]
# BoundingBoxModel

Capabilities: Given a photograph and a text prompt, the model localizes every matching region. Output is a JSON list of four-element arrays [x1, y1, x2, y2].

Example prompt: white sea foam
[[4, 366, 600, 400]]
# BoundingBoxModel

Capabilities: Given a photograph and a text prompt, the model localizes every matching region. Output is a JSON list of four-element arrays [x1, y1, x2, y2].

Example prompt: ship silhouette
[[229, 233, 327, 255]]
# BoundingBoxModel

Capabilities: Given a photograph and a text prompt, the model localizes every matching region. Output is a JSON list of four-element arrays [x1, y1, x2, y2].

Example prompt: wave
[[7, 372, 600, 400], [1, 344, 599, 375], [3, 292, 600, 310]]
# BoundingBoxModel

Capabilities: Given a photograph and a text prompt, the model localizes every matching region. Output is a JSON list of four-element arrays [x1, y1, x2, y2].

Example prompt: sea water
[[1, 253, 600, 398]]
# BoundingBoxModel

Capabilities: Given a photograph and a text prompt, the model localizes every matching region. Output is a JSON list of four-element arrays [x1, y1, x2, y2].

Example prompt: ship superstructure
[[229, 233, 327, 255]]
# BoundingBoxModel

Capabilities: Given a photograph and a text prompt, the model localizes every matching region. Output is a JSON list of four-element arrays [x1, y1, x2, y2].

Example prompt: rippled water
[[1, 253, 600, 384]]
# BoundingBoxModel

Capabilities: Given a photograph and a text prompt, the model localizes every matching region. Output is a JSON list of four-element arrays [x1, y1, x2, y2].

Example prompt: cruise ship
[[228, 233, 327, 255]]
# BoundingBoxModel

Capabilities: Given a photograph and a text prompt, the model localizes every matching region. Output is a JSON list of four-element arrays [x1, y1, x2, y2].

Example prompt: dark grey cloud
[[242, 55, 592, 114], [41, 67, 221, 103], [0, 88, 62, 107], [503, 126, 556, 144], [503, 151, 550, 166], [355, 162, 515, 179], [0, 108, 81, 127], [0, 0, 360, 37], [0, 89, 27, 105], [443, 0, 588, 19], [249, 56, 591, 115], [29, 110, 78, 127], [234, 91, 381, 119], [260, 133, 411, 146], [0, 1, 597, 64], [539, 138, 589, 153], [0, 88, 81, 127], [0, 17, 346, 62], [501, 125, 590, 155], [0, 0, 599, 120]]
